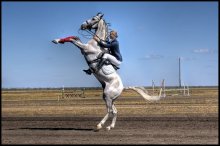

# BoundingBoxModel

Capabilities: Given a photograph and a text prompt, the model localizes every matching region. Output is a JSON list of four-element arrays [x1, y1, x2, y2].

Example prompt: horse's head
[[80, 12, 104, 30]]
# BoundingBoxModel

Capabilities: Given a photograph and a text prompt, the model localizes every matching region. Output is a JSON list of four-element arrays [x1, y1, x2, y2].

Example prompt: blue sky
[[2, 2, 218, 88]]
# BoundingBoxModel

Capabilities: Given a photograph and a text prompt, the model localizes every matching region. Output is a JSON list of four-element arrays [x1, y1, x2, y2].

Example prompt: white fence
[[152, 79, 190, 97], [58, 87, 85, 101]]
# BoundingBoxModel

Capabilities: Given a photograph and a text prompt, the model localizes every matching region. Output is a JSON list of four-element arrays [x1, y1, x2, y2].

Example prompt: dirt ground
[[2, 116, 218, 144], [1, 88, 219, 144]]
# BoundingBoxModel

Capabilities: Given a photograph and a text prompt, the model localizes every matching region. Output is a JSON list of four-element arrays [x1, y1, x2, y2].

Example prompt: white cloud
[[142, 54, 164, 60], [193, 49, 209, 53], [179, 56, 196, 61], [193, 49, 217, 54]]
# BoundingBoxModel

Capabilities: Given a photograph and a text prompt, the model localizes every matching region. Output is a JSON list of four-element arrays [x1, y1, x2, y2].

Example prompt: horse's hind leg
[[106, 103, 117, 131], [96, 78, 123, 131], [97, 94, 117, 131], [96, 94, 111, 130], [96, 113, 109, 130], [105, 93, 120, 131]]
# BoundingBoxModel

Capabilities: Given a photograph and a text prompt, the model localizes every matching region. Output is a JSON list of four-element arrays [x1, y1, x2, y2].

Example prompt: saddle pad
[[101, 65, 115, 75]]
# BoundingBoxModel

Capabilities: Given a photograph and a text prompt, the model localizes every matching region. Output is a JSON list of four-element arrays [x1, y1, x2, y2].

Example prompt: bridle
[[79, 16, 109, 41], [79, 16, 110, 68]]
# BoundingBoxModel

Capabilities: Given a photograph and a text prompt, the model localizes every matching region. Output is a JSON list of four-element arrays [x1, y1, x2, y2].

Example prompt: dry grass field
[[2, 87, 218, 117], [1, 87, 218, 144]]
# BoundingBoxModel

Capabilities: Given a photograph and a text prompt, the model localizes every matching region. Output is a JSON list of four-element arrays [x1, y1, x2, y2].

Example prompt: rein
[[78, 18, 109, 68], [78, 29, 104, 41], [78, 19, 109, 42]]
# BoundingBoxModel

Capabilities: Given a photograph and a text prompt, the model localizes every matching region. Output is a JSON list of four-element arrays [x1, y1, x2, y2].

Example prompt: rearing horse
[[52, 13, 162, 131]]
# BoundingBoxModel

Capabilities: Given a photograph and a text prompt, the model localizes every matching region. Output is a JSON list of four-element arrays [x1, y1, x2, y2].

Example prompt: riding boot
[[83, 69, 92, 75], [94, 58, 107, 73]]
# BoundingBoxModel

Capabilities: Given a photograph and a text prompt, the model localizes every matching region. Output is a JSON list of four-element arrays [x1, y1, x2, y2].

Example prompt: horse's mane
[[101, 19, 112, 41]]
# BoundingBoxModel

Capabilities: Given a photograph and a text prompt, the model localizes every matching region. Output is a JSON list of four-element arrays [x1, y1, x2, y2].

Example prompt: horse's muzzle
[[80, 24, 87, 30]]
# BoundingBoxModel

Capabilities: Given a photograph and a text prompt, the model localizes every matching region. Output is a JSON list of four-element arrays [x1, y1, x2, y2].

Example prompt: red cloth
[[59, 36, 78, 43]]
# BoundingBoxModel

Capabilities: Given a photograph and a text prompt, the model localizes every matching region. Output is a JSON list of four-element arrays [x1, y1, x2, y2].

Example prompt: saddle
[[83, 51, 120, 75], [104, 60, 120, 70], [97, 51, 120, 71], [90, 59, 119, 74]]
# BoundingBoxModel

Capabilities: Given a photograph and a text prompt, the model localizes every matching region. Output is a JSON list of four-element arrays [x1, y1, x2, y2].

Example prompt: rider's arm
[[94, 36, 117, 48], [99, 40, 117, 48]]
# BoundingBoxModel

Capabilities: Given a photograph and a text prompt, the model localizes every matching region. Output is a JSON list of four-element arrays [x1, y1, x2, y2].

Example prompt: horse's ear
[[97, 12, 104, 18], [100, 13, 104, 18]]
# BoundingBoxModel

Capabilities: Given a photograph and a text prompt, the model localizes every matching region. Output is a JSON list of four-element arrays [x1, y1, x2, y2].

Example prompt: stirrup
[[95, 58, 107, 73]]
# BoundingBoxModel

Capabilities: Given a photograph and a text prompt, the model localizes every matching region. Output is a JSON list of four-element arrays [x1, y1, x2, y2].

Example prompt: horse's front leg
[[52, 36, 88, 51], [71, 39, 89, 51]]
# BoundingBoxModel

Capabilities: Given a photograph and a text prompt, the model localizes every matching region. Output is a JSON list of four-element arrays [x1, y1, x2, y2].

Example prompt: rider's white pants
[[103, 54, 121, 66]]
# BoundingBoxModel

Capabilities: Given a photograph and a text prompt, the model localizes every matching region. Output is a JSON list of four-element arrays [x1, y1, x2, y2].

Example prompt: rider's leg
[[94, 54, 121, 73], [84, 54, 122, 74], [102, 54, 121, 66]]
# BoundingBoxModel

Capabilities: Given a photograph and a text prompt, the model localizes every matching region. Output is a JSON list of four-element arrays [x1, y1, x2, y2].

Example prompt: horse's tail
[[125, 86, 162, 101]]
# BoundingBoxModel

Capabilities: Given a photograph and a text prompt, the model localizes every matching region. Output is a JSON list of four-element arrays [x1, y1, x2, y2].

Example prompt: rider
[[83, 30, 122, 75]]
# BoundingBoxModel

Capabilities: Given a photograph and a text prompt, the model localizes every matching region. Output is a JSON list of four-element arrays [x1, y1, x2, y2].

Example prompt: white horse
[[52, 13, 162, 131]]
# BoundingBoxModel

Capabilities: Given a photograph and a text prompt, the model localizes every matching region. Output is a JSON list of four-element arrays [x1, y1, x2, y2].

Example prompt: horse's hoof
[[106, 126, 111, 131], [52, 39, 59, 44], [96, 124, 102, 130], [93, 125, 102, 132]]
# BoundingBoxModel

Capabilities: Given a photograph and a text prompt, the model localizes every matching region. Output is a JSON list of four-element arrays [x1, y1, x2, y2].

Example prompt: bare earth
[[2, 116, 218, 144], [1, 88, 219, 144]]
